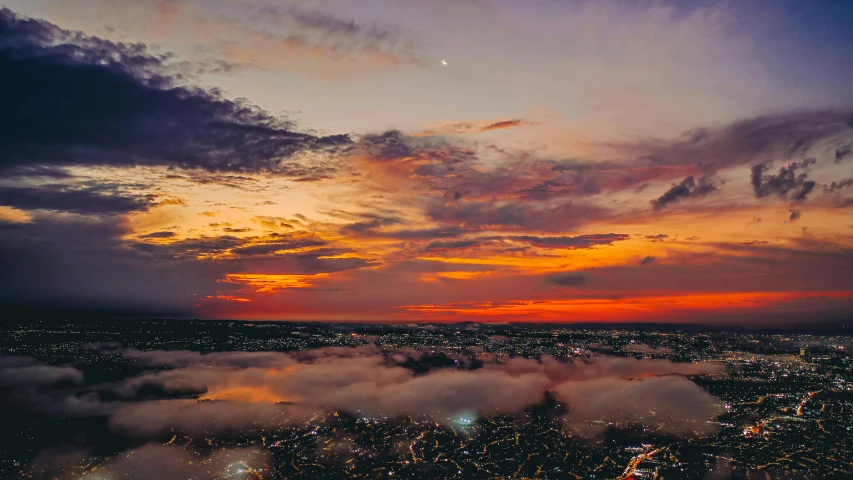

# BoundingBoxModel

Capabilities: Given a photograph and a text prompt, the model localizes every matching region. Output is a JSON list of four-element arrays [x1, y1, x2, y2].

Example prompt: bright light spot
[[452, 410, 477, 426]]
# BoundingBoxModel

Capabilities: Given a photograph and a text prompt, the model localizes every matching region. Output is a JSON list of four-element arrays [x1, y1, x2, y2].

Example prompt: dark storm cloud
[[836, 144, 852, 163], [0, 8, 351, 178], [0, 184, 154, 215], [330, 210, 466, 240], [355, 130, 478, 165], [1, 165, 72, 179], [650, 176, 717, 210], [823, 179, 853, 193], [504, 234, 629, 249], [235, 249, 379, 275], [548, 272, 588, 287], [230, 235, 327, 256], [132, 230, 362, 269], [355, 130, 416, 161], [424, 201, 527, 228], [339, 213, 402, 234], [750, 158, 817, 201], [134, 234, 378, 276], [131, 235, 245, 257], [378, 226, 465, 240], [183, 173, 262, 190], [425, 199, 608, 232], [620, 110, 853, 173], [137, 231, 176, 239], [423, 239, 482, 251], [640, 256, 656, 265], [645, 234, 669, 242], [789, 209, 801, 222]]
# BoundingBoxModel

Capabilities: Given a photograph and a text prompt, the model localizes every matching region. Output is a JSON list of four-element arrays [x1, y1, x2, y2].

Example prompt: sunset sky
[[1, 0, 852, 324]]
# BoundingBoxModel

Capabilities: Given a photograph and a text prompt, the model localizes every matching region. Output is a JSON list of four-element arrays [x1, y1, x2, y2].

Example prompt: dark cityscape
[[2, 317, 851, 479]]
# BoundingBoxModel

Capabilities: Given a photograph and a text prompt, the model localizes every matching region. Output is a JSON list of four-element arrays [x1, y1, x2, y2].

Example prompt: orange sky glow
[[1, 1, 852, 326]]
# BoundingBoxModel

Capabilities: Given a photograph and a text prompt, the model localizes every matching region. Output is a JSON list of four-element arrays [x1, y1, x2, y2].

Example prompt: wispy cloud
[[414, 118, 538, 136]]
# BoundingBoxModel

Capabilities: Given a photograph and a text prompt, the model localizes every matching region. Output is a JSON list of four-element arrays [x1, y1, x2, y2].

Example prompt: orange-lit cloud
[[204, 295, 252, 303], [414, 118, 538, 137], [0, 205, 31, 223], [419, 270, 495, 283], [222, 273, 330, 293], [199, 385, 287, 403]]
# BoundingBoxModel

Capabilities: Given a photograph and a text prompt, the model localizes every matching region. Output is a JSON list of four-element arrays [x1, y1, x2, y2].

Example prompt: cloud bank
[[105, 347, 724, 439]]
